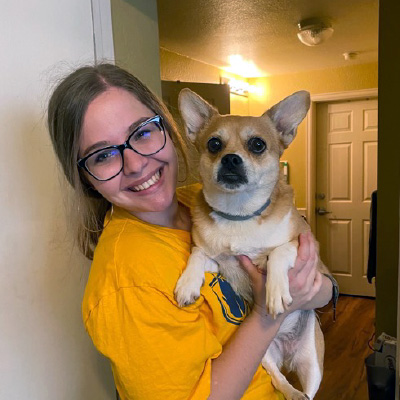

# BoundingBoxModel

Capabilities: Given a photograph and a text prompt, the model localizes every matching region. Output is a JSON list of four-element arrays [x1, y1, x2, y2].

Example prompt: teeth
[[132, 170, 161, 192]]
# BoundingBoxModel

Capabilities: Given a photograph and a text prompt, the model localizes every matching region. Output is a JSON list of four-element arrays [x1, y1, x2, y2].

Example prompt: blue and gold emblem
[[209, 273, 250, 325]]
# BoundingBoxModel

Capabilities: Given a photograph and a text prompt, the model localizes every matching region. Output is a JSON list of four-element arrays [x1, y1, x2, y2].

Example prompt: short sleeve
[[85, 285, 222, 400]]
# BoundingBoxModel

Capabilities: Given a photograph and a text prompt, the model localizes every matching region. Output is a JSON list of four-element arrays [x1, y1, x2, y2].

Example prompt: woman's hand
[[286, 231, 323, 313], [237, 231, 324, 319], [236, 254, 268, 318]]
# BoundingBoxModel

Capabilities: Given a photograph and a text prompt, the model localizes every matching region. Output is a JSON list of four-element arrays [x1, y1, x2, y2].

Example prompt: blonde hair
[[47, 64, 188, 259]]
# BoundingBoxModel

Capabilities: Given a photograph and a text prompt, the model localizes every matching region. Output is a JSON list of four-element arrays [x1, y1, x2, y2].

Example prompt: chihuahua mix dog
[[174, 89, 331, 400]]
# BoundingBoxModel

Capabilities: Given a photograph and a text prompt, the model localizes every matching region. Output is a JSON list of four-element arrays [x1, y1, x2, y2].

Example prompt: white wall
[[0, 1, 115, 399]]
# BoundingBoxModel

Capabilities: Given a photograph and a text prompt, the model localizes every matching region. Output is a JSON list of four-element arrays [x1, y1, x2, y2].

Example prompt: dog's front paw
[[174, 272, 205, 307], [265, 278, 293, 318]]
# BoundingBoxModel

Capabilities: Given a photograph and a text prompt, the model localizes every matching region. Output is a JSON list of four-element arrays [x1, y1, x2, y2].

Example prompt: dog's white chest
[[200, 209, 293, 258]]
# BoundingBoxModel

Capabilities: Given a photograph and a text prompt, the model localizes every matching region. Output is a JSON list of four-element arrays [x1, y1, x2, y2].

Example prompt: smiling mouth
[[129, 168, 162, 192]]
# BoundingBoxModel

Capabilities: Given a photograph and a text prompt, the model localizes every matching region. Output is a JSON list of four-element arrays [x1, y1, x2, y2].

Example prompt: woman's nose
[[122, 148, 148, 175]]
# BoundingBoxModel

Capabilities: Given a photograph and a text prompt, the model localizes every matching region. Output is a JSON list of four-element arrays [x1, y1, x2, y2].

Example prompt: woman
[[47, 63, 334, 400]]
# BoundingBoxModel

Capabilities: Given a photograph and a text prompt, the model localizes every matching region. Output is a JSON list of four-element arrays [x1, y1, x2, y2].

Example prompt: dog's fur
[[174, 89, 330, 400]]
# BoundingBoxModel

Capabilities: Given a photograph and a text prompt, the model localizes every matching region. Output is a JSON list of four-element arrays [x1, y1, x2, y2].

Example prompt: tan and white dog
[[174, 89, 331, 400]]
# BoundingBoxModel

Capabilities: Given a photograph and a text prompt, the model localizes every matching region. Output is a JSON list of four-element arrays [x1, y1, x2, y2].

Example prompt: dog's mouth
[[217, 171, 248, 188]]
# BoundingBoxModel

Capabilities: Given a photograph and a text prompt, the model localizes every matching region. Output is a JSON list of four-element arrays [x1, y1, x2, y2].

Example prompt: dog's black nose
[[221, 154, 243, 169]]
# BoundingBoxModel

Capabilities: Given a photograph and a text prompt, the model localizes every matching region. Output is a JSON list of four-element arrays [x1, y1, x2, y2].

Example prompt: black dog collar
[[212, 198, 271, 221]]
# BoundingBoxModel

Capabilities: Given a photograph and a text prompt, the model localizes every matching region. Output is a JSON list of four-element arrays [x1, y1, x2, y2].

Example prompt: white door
[[315, 99, 377, 297]]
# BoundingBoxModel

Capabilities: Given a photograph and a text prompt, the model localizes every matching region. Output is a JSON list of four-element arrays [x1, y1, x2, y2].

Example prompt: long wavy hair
[[47, 63, 188, 260]]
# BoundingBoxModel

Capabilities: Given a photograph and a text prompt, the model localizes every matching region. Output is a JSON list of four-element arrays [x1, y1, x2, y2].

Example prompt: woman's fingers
[[289, 233, 308, 282], [288, 231, 319, 299], [297, 232, 311, 262], [309, 271, 323, 301], [237, 255, 266, 285], [237, 255, 266, 310], [237, 255, 256, 276]]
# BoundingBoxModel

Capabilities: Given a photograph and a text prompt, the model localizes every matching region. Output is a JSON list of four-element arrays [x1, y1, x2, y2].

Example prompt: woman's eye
[[133, 129, 152, 141], [93, 149, 119, 164], [248, 137, 266, 154], [207, 137, 222, 153]]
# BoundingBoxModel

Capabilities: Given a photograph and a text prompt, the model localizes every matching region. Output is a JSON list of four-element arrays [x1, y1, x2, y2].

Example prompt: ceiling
[[157, 0, 379, 77]]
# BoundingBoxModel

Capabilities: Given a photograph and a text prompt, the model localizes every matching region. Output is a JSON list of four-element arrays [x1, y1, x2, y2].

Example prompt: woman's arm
[[209, 307, 284, 400], [208, 231, 329, 400]]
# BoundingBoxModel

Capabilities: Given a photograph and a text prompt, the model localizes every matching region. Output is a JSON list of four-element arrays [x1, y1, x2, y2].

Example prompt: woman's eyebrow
[[82, 141, 110, 157], [127, 116, 152, 133]]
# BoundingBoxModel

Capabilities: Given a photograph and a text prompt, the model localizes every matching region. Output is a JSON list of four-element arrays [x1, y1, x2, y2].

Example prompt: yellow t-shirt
[[82, 184, 283, 400]]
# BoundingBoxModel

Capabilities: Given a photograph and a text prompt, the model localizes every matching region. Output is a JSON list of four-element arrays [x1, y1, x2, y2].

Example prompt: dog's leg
[[265, 240, 298, 318], [291, 315, 324, 400], [174, 246, 218, 307], [262, 342, 309, 400]]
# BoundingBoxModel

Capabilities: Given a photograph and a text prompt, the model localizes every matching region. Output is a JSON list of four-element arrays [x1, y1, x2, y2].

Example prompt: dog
[[174, 88, 330, 400]]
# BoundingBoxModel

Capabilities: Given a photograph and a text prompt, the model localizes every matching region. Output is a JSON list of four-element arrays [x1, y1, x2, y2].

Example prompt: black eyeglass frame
[[77, 115, 166, 182]]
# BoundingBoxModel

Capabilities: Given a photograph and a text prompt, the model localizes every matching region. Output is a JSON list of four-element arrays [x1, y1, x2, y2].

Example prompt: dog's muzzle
[[217, 153, 248, 188]]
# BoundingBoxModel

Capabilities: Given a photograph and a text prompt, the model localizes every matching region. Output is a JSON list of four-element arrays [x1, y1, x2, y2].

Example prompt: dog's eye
[[248, 137, 266, 154], [207, 137, 222, 153]]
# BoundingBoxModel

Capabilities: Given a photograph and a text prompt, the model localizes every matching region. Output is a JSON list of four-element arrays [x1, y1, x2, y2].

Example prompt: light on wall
[[223, 55, 263, 78], [221, 77, 262, 97], [297, 18, 334, 46]]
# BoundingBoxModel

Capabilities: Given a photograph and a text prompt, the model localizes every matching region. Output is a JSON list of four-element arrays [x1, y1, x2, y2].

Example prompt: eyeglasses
[[77, 115, 166, 181]]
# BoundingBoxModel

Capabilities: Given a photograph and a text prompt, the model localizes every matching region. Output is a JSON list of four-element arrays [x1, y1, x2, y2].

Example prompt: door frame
[[306, 88, 378, 232], [91, 0, 115, 62]]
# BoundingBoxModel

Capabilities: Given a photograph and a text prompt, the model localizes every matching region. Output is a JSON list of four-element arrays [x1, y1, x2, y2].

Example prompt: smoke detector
[[343, 52, 359, 60]]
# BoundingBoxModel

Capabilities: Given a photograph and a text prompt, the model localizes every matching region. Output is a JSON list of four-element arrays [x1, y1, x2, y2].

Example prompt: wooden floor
[[288, 295, 375, 400]]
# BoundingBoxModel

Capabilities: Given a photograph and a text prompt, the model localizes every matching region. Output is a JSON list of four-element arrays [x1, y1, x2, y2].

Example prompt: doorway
[[306, 89, 378, 297]]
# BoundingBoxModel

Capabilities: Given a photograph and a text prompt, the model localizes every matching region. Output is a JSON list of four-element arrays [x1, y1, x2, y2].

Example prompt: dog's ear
[[178, 89, 217, 142], [263, 91, 310, 148]]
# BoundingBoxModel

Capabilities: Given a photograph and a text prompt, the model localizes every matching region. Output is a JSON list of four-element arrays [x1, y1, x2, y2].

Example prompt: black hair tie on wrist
[[323, 274, 339, 321]]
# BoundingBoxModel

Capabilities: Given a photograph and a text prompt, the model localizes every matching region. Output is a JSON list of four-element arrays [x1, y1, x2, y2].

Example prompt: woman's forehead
[[80, 88, 153, 149]]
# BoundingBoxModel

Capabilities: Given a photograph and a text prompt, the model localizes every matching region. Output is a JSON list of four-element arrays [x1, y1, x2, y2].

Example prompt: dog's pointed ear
[[263, 91, 310, 148], [178, 88, 217, 142]]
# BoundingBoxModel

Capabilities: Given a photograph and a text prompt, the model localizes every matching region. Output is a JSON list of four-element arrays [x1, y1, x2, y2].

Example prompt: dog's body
[[175, 89, 330, 400]]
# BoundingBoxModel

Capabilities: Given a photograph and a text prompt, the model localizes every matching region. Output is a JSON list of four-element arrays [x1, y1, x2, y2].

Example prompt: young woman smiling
[[47, 64, 334, 400]]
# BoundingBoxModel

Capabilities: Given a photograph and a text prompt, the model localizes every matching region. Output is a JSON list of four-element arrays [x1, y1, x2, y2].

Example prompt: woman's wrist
[[249, 305, 286, 328], [300, 273, 333, 310]]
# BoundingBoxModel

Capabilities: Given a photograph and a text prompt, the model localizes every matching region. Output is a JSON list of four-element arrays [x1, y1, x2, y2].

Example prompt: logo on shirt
[[209, 273, 250, 325]]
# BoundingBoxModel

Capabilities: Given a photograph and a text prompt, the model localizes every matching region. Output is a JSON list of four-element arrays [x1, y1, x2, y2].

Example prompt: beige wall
[[248, 63, 378, 208], [111, 0, 162, 96], [230, 93, 250, 116]]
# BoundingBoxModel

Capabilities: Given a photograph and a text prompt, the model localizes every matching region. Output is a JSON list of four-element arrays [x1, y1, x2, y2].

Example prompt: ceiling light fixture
[[220, 77, 263, 97], [297, 18, 334, 47]]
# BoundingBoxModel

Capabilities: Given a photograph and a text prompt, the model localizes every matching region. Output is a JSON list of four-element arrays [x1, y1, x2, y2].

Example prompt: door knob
[[316, 207, 332, 216]]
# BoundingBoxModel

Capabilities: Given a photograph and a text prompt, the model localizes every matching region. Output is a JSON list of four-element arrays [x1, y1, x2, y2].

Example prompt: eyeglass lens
[[85, 118, 165, 181]]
